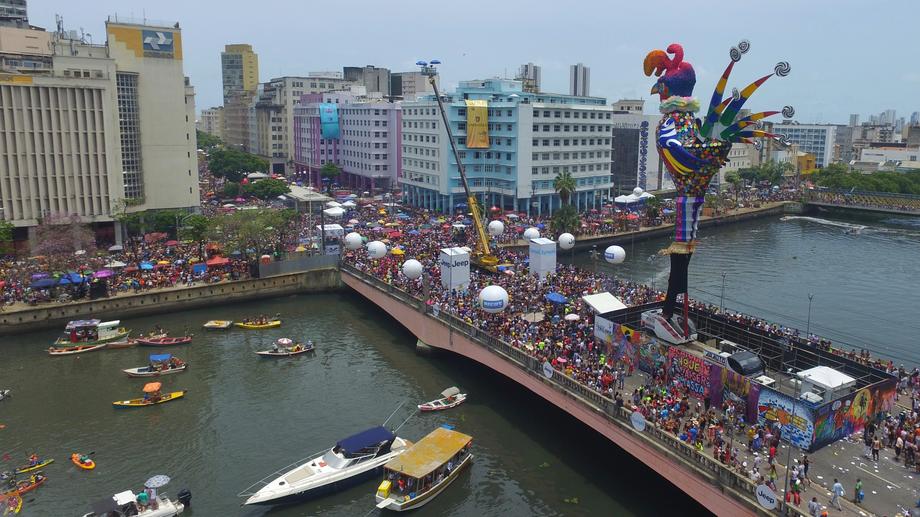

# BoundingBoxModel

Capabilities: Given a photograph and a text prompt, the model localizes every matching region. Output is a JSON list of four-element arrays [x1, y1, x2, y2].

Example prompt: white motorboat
[[240, 426, 411, 506], [81, 488, 191, 517], [123, 354, 188, 377], [418, 387, 467, 412]]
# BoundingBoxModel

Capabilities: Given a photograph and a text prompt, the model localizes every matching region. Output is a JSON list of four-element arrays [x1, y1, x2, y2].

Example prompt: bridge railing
[[340, 264, 810, 516]]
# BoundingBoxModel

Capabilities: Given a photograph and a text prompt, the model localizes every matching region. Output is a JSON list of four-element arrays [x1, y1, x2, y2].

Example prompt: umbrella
[[94, 269, 114, 279], [144, 475, 171, 489], [157, 260, 170, 265], [295, 245, 306, 252], [74, 249, 87, 256], [108, 245, 124, 252], [545, 292, 568, 304], [390, 248, 405, 255], [348, 219, 360, 224], [105, 260, 127, 268], [31, 278, 58, 288], [124, 266, 139, 273], [142, 382, 162, 393], [556, 357, 568, 364], [536, 223, 545, 230], [165, 240, 179, 246], [506, 214, 519, 219], [139, 262, 154, 270], [230, 250, 242, 256], [277, 338, 293, 346], [564, 313, 581, 321]]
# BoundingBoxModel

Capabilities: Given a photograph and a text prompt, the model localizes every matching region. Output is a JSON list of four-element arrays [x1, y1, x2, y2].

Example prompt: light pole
[[719, 272, 727, 313], [782, 370, 809, 512], [805, 293, 814, 338]]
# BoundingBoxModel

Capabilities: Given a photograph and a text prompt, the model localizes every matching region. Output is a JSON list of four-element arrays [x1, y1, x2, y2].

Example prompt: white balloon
[[478, 285, 509, 313], [632, 186, 644, 197], [487, 220, 505, 236], [402, 259, 423, 280], [366, 240, 387, 259], [344, 232, 363, 250], [558, 233, 575, 250], [604, 245, 626, 264], [523, 227, 540, 240]]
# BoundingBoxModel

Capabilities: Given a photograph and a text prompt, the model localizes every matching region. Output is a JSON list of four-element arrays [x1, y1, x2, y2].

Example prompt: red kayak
[[136, 336, 192, 347], [5, 474, 46, 496]]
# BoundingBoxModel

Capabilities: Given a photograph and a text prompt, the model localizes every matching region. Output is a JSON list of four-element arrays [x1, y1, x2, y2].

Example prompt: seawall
[[0, 268, 341, 336]]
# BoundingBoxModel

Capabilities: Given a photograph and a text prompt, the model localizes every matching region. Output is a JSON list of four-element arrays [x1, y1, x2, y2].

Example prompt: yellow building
[[221, 43, 259, 102], [796, 152, 817, 174]]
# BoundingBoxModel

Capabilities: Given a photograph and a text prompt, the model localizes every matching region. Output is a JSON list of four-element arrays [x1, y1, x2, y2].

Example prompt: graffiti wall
[[756, 388, 815, 451], [812, 377, 897, 450], [708, 364, 761, 425], [637, 339, 668, 375], [666, 347, 712, 398]]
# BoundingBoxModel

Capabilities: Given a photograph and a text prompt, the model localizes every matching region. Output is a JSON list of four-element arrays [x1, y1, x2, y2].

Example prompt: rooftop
[[384, 427, 471, 479]]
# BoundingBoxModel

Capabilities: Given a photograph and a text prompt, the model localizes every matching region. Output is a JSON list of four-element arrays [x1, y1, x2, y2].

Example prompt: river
[[0, 293, 699, 516], [576, 211, 920, 366]]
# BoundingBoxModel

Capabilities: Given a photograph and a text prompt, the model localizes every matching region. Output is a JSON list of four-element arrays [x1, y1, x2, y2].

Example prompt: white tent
[[615, 192, 655, 204], [341, 200, 357, 208], [326, 200, 342, 208], [246, 172, 269, 180], [104, 260, 127, 268], [581, 292, 627, 314], [323, 207, 345, 218]]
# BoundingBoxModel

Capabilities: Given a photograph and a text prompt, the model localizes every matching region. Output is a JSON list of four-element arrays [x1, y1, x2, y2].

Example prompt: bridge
[[804, 189, 920, 216], [341, 264, 803, 517]]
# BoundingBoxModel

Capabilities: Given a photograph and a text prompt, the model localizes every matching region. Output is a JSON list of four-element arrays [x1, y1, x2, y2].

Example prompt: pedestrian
[[831, 478, 844, 511], [807, 497, 820, 517], [802, 454, 810, 485], [872, 436, 881, 461], [853, 477, 863, 503]]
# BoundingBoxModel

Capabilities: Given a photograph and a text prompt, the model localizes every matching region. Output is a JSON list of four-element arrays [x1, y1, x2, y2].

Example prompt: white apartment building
[[859, 146, 920, 163], [771, 123, 836, 168], [199, 107, 224, 140]]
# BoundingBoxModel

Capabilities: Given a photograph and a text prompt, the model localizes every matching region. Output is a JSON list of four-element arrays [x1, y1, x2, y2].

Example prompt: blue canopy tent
[[58, 272, 85, 285], [335, 426, 394, 456], [192, 264, 207, 274], [149, 354, 172, 362], [545, 292, 568, 304]]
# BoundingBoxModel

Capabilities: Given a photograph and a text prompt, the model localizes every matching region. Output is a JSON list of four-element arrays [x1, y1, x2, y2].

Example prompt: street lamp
[[719, 272, 727, 313], [782, 370, 810, 512], [805, 293, 814, 338]]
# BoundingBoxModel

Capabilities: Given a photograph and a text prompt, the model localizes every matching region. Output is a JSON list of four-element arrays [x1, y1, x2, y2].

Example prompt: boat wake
[[780, 216, 866, 232]]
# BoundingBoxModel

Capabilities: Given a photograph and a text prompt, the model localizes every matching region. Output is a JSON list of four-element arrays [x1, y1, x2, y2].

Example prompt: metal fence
[[340, 264, 811, 517], [258, 254, 339, 278]]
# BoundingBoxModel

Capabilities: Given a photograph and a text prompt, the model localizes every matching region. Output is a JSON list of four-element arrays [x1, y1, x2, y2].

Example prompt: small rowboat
[[105, 339, 138, 349], [113, 390, 186, 408], [418, 387, 467, 412], [255, 343, 314, 357], [0, 390, 9, 401], [235, 320, 281, 330], [123, 363, 188, 377], [14, 459, 52, 474], [2, 494, 22, 514], [47, 343, 107, 356], [4, 474, 45, 496], [203, 320, 233, 330], [71, 453, 95, 470], [135, 336, 192, 347]]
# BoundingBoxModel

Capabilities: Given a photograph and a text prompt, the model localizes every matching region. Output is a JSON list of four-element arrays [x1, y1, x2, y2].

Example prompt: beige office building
[[199, 106, 224, 139], [221, 43, 258, 102]]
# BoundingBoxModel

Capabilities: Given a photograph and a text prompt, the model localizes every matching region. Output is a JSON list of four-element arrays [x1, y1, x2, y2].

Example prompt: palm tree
[[553, 171, 576, 206], [320, 162, 341, 195]]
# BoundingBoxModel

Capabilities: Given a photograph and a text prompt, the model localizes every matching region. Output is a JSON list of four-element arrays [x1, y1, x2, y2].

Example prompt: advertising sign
[[528, 237, 556, 279], [142, 30, 175, 58], [666, 346, 712, 398], [439, 247, 470, 290], [465, 100, 489, 149], [320, 103, 340, 140], [755, 485, 777, 510]]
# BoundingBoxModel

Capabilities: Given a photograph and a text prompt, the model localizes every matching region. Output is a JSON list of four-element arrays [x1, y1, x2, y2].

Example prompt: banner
[[465, 100, 489, 149], [756, 387, 815, 451], [666, 347, 712, 398], [708, 363, 761, 425], [320, 103, 340, 140], [637, 339, 668, 375]]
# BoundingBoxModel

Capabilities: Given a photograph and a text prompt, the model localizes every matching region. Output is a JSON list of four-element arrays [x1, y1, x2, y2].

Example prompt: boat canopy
[[90, 497, 118, 515], [440, 386, 460, 398], [336, 426, 394, 456], [98, 320, 121, 329], [113, 490, 136, 505], [149, 354, 172, 362], [65, 319, 101, 330], [383, 427, 472, 479], [143, 382, 162, 393]]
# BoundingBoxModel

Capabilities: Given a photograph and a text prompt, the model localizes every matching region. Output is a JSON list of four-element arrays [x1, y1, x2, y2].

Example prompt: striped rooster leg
[[674, 195, 706, 242], [663, 253, 692, 319]]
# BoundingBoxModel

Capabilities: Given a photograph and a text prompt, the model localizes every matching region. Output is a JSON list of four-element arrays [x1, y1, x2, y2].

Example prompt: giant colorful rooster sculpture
[[644, 41, 793, 336]]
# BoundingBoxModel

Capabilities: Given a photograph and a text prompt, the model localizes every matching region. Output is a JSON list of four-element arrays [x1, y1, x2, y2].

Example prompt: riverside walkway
[[341, 264, 912, 517]]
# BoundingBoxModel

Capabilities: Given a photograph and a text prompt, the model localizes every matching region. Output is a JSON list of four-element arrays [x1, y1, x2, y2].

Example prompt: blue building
[[399, 79, 614, 215]]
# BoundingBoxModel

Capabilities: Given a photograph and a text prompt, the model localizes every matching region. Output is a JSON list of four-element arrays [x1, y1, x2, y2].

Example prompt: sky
[[29, 0, 920, 124]]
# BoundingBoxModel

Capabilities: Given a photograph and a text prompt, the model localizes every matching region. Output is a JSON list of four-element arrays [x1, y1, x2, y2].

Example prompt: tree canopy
[[320, 162, 341, 194], [208, 147, 269, 182], [196, 130, 222, 151], [737, 162, 793, 186], [244, 178, 291, 200], [812, 164, 920, 195], [553, 171, 576, 206]]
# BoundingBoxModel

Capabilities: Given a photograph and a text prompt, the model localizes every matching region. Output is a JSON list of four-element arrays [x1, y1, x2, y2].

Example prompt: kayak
[[123, 363, 188, 377], [71, 453, 95, 470], [135, 336, 192, 347], [14, 459, 53, 474], [235, 320, 281, 330], [203, 320, 233, 330], [5, 475, 45, 496], [255, 343, 315, 357], [105, 339, 138, 349], [47, 343, 107, 356], [2, 494, 21, 515], [112, 391, 186, 408]]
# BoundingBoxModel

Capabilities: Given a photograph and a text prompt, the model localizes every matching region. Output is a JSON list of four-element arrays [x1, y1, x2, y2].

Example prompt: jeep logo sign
[[755, 484, 777, 510]]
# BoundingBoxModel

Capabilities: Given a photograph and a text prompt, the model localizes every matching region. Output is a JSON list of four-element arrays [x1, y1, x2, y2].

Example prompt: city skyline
[[28, 0, 920, 124]]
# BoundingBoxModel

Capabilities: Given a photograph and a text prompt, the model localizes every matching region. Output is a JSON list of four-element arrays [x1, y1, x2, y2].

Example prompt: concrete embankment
[[0, 267, 341, 336]]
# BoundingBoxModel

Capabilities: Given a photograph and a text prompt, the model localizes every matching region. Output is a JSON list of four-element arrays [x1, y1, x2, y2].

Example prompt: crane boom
[[428, 75, 498, 269]]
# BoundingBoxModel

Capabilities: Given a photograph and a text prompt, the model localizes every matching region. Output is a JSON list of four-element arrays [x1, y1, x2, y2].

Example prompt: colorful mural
[[756, 388, 814, 451], [666, 347, 712, 397], [812, 377, 897, 450], [637, 339, 668, 375], [708, 364, 760, 425]]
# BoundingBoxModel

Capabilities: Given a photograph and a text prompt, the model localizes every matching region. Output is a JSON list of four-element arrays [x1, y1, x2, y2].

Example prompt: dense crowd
[[807, 190, 920, 213]]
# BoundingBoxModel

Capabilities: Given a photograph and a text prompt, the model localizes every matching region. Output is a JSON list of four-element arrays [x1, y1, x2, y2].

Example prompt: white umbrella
[[564, 313, 580, 321], [342, 200, 357, 208], [326, 201, 342, 208], [144, 475, 170, 489], [74, 250, 86, 256], [107, 245, 124, 252], [323, 207, 345, 218], [105, 260, 127, 268]]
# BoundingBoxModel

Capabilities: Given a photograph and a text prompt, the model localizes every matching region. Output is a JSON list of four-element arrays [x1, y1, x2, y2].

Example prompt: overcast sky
[[30, 0, 920, 124]]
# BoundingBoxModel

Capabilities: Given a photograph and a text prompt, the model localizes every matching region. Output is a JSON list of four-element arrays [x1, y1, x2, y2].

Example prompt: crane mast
[[422, 63, 499, 270]]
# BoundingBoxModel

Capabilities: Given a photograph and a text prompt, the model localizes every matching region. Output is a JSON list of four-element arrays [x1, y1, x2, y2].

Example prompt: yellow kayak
[[234, 320, 281, 330], [112, 391, 186, 408]]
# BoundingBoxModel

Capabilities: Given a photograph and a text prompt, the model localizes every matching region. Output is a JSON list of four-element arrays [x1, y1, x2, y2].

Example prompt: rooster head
[[644, 43, 696, 100]]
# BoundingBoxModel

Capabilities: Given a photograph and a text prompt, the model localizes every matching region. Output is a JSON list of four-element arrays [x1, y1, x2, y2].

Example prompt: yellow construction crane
[[420, 60, 499, 271]]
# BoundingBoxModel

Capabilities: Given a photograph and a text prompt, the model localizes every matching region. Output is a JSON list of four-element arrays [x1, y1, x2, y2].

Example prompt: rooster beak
[[650, 83, 659, 95]]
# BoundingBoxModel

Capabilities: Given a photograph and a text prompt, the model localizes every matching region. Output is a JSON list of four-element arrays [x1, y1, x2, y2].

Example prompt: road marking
[[855, 461, 901, 489]]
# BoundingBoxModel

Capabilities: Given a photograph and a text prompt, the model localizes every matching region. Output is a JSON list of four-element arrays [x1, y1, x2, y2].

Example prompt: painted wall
[[812, 377, 897, 450]]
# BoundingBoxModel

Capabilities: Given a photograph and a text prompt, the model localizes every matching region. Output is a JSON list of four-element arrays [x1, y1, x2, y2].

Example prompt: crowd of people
[[807, 189, 920, 213]]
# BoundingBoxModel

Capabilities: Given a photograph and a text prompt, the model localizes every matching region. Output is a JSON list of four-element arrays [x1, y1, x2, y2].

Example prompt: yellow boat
[[112, 390, 186, 408], [234, 320, 281, 330]]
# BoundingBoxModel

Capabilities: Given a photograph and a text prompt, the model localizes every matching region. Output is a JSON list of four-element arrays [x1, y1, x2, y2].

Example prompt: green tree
[[550, 205, 579, 235], [644, 196, 662, 219], [196, 130, 222, 151], [208, 148, 269, 182], [725, 170, 743, 203], [244, 178, 291, 200], [222, 182, 242, 198], [178, 214, 210, 259], [320, 162, 341, 194], [0, 220, 14, 255], [553, 171, 576, 206]]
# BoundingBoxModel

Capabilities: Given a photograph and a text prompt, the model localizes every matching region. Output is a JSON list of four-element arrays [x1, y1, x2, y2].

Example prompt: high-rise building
[[400, 78, 613, 215], [569, 63, 590, 97], [848, 114, 859, 127], [343, 65, 390, 97], [517, 62, 541, 93], [0, 15, 198, 243], [221, 43, 258, 103], [0, 0, 27, 27], [293, 91, 402, 190], [911, 111, 920, 126], [199, 107, 224, 140], [882, 109, 896, 126], [771, 123, 837, 167], [390, 71, 435, 101]]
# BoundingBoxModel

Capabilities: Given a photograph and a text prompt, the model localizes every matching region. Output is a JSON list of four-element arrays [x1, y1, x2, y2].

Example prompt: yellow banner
[[465, 100, 489, 149]]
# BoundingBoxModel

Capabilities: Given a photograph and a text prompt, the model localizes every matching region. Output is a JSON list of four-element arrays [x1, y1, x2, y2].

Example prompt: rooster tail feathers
[[718, 73, 775, 127], [700, 61, 737, 139], [718, 110, 781, 141]]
